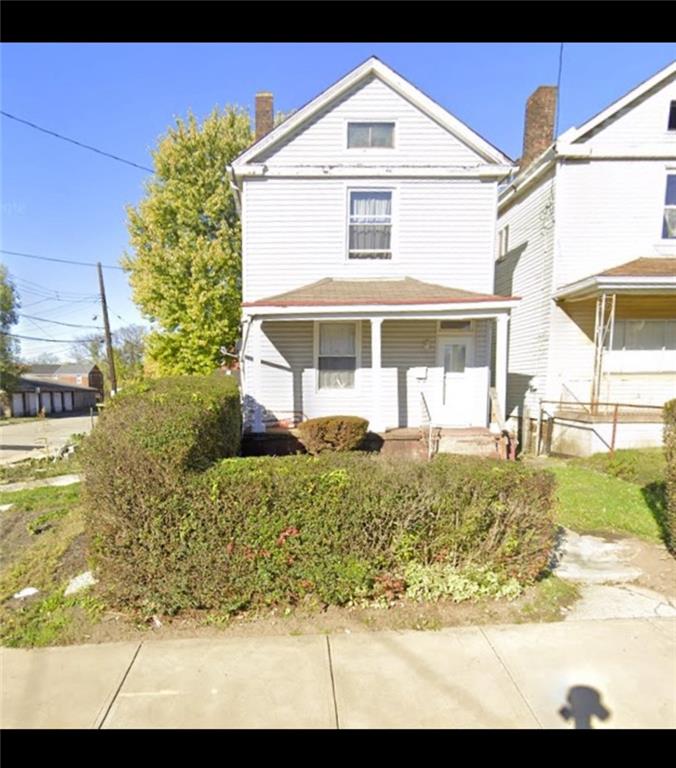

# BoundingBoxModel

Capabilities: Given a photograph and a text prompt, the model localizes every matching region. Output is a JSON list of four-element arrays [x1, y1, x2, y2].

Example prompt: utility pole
[[97, 261, 117, 397]]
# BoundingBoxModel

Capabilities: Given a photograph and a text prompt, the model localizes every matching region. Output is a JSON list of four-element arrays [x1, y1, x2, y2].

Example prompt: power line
[[1, 331, 102, 344], [0, 110, 154, 173], [2, 248, 125, 272], [19, 314, 104, 330]]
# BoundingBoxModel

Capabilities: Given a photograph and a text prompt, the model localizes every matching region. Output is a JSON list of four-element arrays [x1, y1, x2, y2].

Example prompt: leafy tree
[[70, 324, 147, 391], [122, 107, 252, 375], [0, 265, 23, 394]]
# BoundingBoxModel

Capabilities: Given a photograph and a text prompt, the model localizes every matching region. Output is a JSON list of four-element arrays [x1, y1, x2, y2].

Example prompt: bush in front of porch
[[297, 415, 369, 455]]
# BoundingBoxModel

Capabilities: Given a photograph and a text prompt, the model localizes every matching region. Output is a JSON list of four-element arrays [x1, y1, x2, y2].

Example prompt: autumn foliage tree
[[122, 107, 252, 374]]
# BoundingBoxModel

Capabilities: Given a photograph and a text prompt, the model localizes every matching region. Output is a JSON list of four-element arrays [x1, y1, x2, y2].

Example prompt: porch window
[[317, 322, 356, 389], [662, 174, 676, 239], [348, 190, 392, 259], [610, 320, 676, 351]]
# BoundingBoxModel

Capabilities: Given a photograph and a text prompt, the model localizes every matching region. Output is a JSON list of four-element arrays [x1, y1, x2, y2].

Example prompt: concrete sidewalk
[[2, 618, 675, 729]]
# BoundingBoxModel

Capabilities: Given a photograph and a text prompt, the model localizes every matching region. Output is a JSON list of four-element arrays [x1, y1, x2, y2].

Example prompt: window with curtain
[[348, 190, 392, 259], [318, 323, 356, 389], [347, 122, 394, 148], [610, 319, 676, 350], [662, 174, 676, 239]]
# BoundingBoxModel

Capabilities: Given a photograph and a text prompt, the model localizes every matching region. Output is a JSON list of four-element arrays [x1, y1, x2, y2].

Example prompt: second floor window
[[663, 174, 676, 239], [348, 190, 392, 259]]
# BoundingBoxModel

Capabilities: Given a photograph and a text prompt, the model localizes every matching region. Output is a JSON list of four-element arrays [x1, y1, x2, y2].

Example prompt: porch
[[240, 277, 518, 435], [554, 258, 676, 409]]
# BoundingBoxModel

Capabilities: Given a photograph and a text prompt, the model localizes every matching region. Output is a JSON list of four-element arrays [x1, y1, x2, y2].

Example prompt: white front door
[[436, 334, 474, 426]]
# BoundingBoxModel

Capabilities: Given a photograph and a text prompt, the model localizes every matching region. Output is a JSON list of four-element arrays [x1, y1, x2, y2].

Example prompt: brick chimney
[[520, 85, 557, 172], [255, 92, 274, 141]]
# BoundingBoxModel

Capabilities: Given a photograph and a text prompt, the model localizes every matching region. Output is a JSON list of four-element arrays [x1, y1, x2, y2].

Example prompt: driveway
[[2, 618, 674, 728], [0, 414, 96, 465]]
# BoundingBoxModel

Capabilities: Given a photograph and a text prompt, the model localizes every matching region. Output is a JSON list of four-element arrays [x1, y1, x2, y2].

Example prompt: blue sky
[[2, 42, 675, 360]]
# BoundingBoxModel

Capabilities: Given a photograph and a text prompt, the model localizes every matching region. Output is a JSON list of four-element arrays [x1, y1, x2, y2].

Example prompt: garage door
[[27, 393, 39, 416], [11, 393, 24, 417], [53, 392, 63, 413], [40, 393, 51, 414], [63, 392, 73, 411]]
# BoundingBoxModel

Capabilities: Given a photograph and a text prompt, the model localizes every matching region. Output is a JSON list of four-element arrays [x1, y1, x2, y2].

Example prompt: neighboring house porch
[[240, 278, 517, 437], [553, 258, 676, 407], [535, 258, 676, 456]]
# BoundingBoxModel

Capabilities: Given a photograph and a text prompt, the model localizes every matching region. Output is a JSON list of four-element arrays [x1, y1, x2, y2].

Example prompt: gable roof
[[232, 56, 512, 168], [243, 277, 516, 308], [559, 59, 676, 145]]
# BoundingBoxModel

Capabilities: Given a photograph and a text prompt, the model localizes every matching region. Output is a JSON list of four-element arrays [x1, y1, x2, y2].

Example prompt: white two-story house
[[496, 60, 676, 455], [229, 57, 516, 442]]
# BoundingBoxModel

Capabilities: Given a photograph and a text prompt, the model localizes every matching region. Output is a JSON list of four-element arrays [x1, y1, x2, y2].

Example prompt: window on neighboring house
[[497, 225, 509, 259], [610, 320, 676, 351], [347, 122, 395, 149], [348, 190, 392, 259], [662, 174, 676, 239], [317, 322, 357, 389], [669, 101, 676, 131]]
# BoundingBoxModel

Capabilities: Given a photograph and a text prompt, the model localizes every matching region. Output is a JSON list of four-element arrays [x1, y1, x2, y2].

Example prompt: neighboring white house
[[496, 60, 676, 455], [229, 57, 517, 436]]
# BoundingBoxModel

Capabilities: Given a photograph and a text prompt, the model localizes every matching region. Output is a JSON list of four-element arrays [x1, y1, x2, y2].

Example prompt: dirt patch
[[629, 538, 676, 598], [1, 507, 43, 570], [53, 533, 89, 585], [56, 577, 576, 647]]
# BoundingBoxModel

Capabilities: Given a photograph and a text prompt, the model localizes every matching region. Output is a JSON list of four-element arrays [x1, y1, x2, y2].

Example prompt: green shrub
[[297, 415, 368, 455], [664, 399, 676, 553], [86, 450, 556, 615], [82, 374, 241, 604]]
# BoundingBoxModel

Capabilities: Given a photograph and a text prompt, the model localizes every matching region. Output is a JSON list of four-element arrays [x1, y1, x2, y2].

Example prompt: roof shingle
[[243, 277, 516, 308]]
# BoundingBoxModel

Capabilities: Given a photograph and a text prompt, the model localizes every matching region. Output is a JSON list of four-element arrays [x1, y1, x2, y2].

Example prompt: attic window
[[669, 102, 676, 131], [347, 122, 394, 149]]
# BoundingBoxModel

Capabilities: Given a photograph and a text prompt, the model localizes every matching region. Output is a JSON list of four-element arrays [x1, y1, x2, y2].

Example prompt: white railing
[[420, 390, 436, 460]]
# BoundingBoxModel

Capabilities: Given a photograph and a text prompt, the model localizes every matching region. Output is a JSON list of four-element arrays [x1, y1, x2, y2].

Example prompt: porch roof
[[243, 277, 518, 314], [555, 258, 676, 301]]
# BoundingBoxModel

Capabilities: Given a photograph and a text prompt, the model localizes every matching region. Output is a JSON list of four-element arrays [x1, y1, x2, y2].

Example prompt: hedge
[[297, 415, 369, 454], [664, 399, 676, 553], [83, 374, 241, 592], [85, 445, 557, 615]]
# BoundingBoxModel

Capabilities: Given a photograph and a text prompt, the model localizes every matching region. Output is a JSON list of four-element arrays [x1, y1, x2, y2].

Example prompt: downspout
[[226, 165, 242, 216]]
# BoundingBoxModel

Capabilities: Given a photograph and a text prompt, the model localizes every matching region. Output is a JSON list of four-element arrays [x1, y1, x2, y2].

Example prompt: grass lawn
[[536, 449, 668, 543], [0, 454, 81, 485], [0, 482, 103, 647]]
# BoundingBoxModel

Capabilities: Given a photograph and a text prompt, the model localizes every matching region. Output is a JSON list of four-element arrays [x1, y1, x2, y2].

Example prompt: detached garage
[[7, 377, 99, 417]]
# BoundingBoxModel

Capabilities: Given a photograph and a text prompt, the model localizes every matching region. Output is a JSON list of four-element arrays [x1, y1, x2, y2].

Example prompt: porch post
[[495, 313, 509, 423], [251, 318, 265, 433], [370, 317, 385, 433]]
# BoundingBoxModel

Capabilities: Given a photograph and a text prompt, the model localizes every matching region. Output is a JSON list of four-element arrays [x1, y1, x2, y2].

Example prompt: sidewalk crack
[[96, 642, 143, 729], [479, 627, 543, 729], [325, 636, 340, 730]]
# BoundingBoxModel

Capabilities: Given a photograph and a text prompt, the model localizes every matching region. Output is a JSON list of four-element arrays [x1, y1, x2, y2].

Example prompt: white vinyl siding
[[249, 319, 492, 431], [496, 170, 556, 417], [243, 177, 497, 302], [255, 76, 483, 167], [575, 72, 676, 146]]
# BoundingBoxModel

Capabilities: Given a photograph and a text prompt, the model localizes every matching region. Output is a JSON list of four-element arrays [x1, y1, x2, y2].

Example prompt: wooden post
[[535, 400, 543, 456], [610, 402, 619, 458], [523, 405, 532, 454]]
